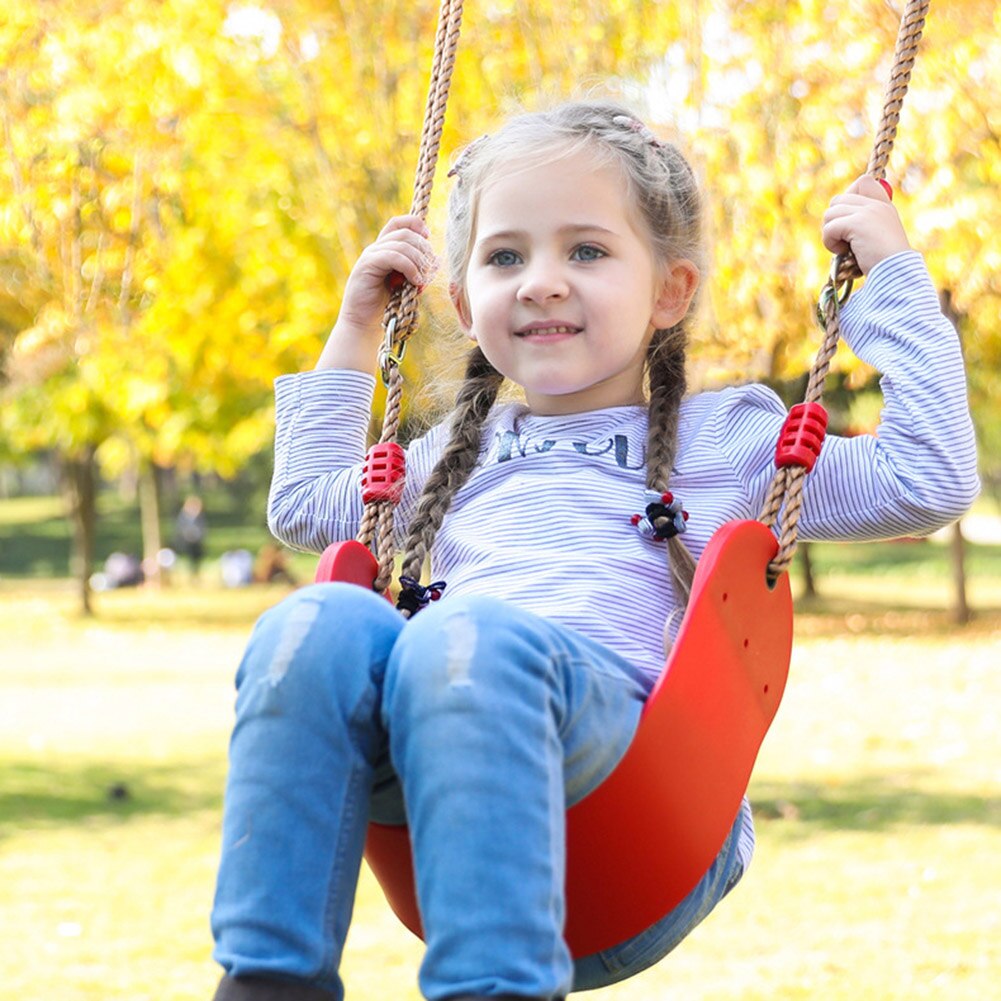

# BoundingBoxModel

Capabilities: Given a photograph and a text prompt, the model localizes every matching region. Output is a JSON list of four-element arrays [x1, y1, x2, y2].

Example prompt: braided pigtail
[[398, 346, 503, 603], [646, 324, 697, 606]]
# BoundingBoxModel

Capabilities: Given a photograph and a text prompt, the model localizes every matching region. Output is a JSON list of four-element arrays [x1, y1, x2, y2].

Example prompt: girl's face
[[453, 153, 698, 415]]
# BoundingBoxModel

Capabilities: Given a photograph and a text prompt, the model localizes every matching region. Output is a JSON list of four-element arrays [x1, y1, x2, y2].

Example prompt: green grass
[[804, 536, 1001, 580], [1, 498, 1000, 998], [4, 491, 1001, 586], [0, 486, 301, 581]]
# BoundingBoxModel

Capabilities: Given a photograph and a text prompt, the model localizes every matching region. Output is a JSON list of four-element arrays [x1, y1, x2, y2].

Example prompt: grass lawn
[[1, 510, 999, 998], [0, 486, 302, 582]]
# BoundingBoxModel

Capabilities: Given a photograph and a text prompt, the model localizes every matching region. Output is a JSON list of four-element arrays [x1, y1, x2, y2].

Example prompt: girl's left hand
[[822, 175, 911, 275]]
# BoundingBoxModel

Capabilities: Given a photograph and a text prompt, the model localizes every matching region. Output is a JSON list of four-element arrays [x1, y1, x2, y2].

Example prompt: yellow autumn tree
[[3, 1, 996, 618], [666, 0, 998, 617], [0, 0, 691, 610], [675, 0, 999, 416], [1, 0, 177, 609]]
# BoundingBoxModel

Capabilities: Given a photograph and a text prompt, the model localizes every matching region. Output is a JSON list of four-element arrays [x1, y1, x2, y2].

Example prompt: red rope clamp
[[362, 442, 406, 504], [775, 402, 828, 473]]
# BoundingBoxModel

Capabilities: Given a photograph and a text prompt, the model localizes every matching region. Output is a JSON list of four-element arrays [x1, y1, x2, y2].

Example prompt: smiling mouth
[[515, 324, 582, 337]]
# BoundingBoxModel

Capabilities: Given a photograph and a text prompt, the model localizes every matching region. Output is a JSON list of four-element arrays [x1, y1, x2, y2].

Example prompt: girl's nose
[[516, 260, 569, 304]]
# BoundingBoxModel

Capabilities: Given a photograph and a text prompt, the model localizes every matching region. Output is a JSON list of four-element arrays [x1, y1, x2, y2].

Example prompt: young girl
[[209, 101, 979, 1001]]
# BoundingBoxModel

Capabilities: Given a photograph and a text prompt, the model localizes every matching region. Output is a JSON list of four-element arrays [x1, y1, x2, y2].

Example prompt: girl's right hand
[[317, 216, 438, 371]]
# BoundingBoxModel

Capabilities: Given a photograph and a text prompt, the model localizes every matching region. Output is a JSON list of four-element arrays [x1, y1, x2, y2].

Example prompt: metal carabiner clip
[[378, 315, 407, 385], [815, 254, 855, 329]]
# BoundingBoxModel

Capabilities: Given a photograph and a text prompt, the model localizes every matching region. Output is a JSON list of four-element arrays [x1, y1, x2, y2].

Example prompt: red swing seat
[[314, 518, 792, 957]]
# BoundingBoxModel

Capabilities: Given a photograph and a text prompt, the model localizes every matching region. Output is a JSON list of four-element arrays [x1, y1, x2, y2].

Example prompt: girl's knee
[[404, 593, 515, 641], [387, 595, 546, 706], [238, 582, 401, 695], [255, 582, 396, 638], [396, 593, 509, 664]]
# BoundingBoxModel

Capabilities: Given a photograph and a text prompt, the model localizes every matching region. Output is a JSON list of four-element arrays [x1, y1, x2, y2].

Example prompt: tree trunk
[[950, 520, 971, 625], [798, 542, 818, 599], [138, 460, 163, 587], [60, 446, 97, 616]]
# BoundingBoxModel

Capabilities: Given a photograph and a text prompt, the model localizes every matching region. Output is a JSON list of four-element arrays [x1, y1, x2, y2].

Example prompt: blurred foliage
[[0, 0, 689, 475], [0, 0, 997, 482], [683, 0, 999, 487]]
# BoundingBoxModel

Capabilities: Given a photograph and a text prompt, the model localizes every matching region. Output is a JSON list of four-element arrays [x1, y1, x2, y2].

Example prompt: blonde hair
[[400, 100, 705, 605]]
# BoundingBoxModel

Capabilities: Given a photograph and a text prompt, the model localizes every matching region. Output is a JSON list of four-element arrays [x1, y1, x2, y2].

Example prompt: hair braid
[[646, 323, 697, 605], [400, 346, 503, 583]]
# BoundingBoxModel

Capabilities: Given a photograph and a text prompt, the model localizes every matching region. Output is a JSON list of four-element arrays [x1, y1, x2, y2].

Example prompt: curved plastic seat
[[314, 518, 793, 957]]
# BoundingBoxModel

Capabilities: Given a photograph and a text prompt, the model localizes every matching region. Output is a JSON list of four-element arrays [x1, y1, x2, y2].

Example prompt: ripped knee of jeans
[[264, 593, 323, 688], [443, 608, 477, 687]]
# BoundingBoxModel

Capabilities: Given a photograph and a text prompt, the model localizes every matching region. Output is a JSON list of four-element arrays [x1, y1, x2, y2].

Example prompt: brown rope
[[357, 0, 464, 593], [759, 0, 931, 578]]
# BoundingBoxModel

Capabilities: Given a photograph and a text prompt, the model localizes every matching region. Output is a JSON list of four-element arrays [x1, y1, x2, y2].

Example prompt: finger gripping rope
[[774, 403, 828, 472]]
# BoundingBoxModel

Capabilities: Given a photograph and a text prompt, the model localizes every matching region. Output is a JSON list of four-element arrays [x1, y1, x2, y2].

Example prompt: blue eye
[[572, 244, 606, 262], [487, 249, 521, 267]]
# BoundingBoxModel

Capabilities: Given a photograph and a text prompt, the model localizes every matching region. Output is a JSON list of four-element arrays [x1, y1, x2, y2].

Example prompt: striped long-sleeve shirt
[[269, 251, 979, 684]]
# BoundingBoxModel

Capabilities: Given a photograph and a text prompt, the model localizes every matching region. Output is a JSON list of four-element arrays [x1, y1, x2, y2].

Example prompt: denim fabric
[[211, 583, 748, 1000]]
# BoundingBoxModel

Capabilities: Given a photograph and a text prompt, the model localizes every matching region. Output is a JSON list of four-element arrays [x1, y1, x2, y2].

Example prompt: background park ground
[[1, 492, 999, 1000]]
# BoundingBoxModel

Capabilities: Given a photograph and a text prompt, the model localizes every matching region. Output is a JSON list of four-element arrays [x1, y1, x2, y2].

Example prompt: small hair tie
[[631, 490, 689, 541], [611, 114, 665, 150], [396, 576, 447, 615]]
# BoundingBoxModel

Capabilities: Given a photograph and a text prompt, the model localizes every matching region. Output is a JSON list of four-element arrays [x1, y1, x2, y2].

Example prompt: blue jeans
[[211, 584, 749, 999]]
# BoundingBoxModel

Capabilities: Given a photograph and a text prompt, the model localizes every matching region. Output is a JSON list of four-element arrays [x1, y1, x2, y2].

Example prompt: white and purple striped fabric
[[269, 251, 979, 685]]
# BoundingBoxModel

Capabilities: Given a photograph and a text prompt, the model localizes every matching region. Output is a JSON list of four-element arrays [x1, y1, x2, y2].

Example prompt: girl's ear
[[651, 259, 700, 330], [449, 282, 476, 338]]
